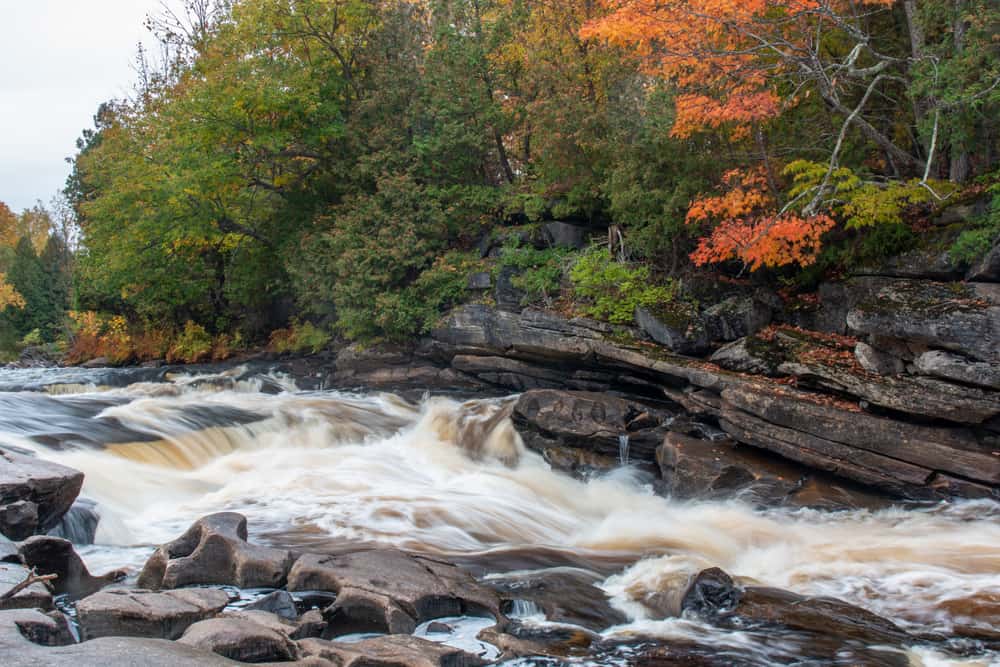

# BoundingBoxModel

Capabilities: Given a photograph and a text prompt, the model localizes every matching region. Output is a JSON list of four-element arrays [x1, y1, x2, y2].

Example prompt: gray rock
[[291, 609, 326, 640], [703, 296, 772, 342], [846, 277, 1000, 363], [0, 534, 19, 563], [815, 282, 850, 334], [0, 501, 37, 541], [47, 498, 100, 545], [495, 265, 527, 312], [541, 221, 591, 249], [710, 338, 777, 375], [488, 569, 627, 631], [298, 634, 486, 667], [0, 609, 236, 666], [19, 535, 124, 597], [967, 238, 1000, 282], [245, 590, 298, 621], [0, 562, 52, 611], [179, 617, 298, 663], [635, 305, 710, 355], [138, 513, 296, 590], [0, 449, 83, 539], [915, 350, 1000, 390], [466, 271, 492, 291], [512, 389, 669, 462], [286, 549, 500, 636], [79, 357, 110, 369], [76, 588, 230, 640], [854, 342, 905, 375]]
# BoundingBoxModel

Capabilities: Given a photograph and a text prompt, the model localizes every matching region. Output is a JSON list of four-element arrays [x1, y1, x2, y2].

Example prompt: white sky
[[0, 0, 166, 212]]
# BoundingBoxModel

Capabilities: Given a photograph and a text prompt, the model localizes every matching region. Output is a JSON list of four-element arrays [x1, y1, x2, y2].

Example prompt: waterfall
[[618, 434, 631, 466]]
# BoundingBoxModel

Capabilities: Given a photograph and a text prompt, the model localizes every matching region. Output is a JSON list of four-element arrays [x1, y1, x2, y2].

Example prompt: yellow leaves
[[0, 273, 25, 311]]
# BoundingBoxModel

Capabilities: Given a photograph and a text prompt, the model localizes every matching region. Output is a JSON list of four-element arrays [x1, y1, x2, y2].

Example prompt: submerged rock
[[76, 588, 229, 640], [488, 568, 627, 631], [138, 512, 297, 590], [0, 449, 83, 540]]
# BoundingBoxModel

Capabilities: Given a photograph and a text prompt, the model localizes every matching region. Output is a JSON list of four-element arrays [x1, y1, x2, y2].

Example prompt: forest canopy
[[29, 0, 999, 359]]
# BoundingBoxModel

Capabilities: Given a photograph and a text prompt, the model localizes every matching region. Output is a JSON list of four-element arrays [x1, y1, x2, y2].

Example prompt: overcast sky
[[0, 0, 166, 212]]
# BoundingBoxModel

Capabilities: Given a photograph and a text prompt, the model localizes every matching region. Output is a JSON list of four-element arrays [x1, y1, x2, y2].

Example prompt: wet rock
[[680, 568, 742, 618], [635, 305, 710, 355], [298, 634, 487, 667], [76, 587, 230, 640], [702, 295, 772, 342], [854, 342, 905, 375], [540, 445, 619, 479], [0, 501, 37, 541], [0, 535, 19, 563], [512, 389, 669, 463], [245, 590, 298, 621], [0, 562, 53, 611], [656, 433, 803, 503], [846, 277, 1000, 363], [489, 569, 627, 631], [18, 536, 124, 597], [914, 350, 1000, 390], [0, 608, 74, 646], [287, 549, 500, 636], [179, 617, 298, 663], [425, 621, 454, 633], [138, 512, 297, 590], [47, 498, 100, 545], [0, 448, 83, 540]]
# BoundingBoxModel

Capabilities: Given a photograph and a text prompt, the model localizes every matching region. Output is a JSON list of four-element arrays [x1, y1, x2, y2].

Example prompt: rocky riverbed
[[0, 358, 997, 666]]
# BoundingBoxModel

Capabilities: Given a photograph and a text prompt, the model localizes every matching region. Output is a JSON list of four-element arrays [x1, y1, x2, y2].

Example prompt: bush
[[20, 329, 42, 347], [269, 320, 331, 355], [496, 239, 573, 307], [950, 187, 1000, 264], [168, 321, 213, 363], [569, 246, 681, 324]]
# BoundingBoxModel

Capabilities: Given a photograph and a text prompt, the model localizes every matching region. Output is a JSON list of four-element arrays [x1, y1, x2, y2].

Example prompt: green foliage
[[168, 321, 213, 364], [269, 320, 331, 355], [841, 180, 956, 230], [496, 239, 573, 306], [950, 186, 1000, 263], [20, 329, 42, 347], [569, 247, 680, 324]]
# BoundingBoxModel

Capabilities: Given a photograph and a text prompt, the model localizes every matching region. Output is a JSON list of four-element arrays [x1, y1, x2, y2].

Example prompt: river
[[0, 364, 997, 666]]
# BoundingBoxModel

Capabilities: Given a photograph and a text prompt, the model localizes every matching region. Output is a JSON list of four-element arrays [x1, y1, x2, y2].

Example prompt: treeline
[[45, 0, 1000, 356]]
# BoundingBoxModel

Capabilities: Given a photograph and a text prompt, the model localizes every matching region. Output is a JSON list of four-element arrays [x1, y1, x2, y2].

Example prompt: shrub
[[496, 239, 573, 307], [569, 246, 682, 324], [269, 320, 331, 355], [168, 321, 213, 364], [950, 186, 1000, 264], [20, 329, 42, 347]]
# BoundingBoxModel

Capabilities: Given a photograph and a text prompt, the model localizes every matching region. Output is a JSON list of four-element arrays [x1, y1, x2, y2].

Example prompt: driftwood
[[0, 568, 57, 603]]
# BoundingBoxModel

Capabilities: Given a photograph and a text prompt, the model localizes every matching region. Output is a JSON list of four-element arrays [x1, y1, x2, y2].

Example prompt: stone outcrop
[[18, 536, 124, 597], [0, 449, 83, 540], [298, 634, 487, 667], [138, 512, 297, 590], [0, 562, 52, 611], [287, 549, 501, 636], [76, 588, 230, 640]]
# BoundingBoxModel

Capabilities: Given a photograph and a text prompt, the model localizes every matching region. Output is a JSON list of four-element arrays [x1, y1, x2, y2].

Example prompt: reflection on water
[[0, 365, 997, 665]]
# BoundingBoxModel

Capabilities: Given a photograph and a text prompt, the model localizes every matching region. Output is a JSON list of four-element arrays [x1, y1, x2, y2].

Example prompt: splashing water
[[0, 367, 997, 664], [617, 434, 630, 466]]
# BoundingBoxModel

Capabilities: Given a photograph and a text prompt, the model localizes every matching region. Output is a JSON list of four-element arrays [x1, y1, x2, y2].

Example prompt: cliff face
[[320, 251, 1000, 505]]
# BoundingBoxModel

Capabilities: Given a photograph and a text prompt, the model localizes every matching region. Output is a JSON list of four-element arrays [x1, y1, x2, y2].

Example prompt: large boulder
[[635, 305, 710, 355], [18, 536, 124, 597], [486, 569, 627, 631], [76, 588, 230, 640], [46, 498, 100, 545], [286, 549, 500, 636], [846, 277, 1000, 363], [512, 389, 670, 463], [966, 238, 1000, 282], [702, 295, 773, 342], [298, 634, 487, 667], [0, 449, 83, 540], [179, 617, 298, 663], [540, 221, 592, 249], [138, 513, 297, 590]]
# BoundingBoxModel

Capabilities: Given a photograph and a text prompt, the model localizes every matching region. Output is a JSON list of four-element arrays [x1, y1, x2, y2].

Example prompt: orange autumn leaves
[[685, 168, 835, 270]]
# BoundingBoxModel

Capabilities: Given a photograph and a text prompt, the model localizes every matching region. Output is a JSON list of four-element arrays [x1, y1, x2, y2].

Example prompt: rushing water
[[0, 365, 998, 665]]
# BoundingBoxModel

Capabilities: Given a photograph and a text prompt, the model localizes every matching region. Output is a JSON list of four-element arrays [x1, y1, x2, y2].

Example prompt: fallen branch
[[0, 569, 58, 603]]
